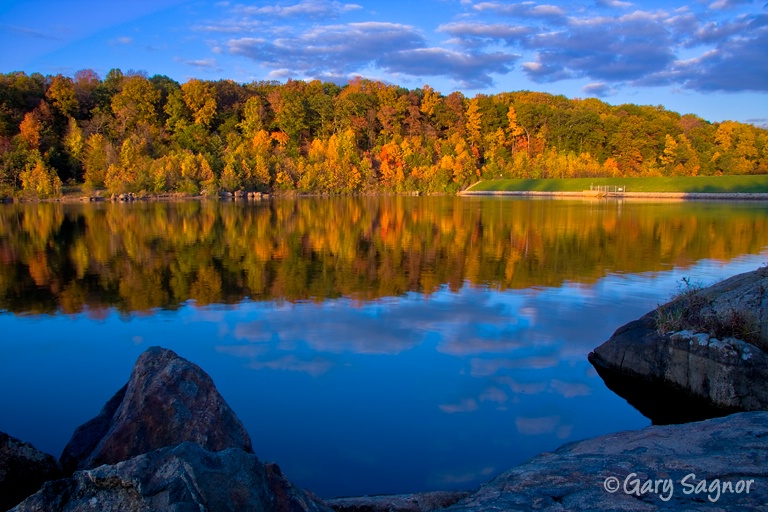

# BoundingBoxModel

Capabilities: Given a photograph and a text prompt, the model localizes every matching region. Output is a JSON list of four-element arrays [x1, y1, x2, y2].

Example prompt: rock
[[590, 356, 741, 425], [0, 432, 63, 511], [326, 491, 470, 512], [15, 346, 329, 511], [60, 346, 253, 473], [589, 267, 768, 414], [446, 412, 768, 511], [12, 441, 332, 512]]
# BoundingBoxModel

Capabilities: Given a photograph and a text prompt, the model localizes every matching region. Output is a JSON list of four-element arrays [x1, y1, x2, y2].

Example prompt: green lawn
[[467, 176, 768, 193]]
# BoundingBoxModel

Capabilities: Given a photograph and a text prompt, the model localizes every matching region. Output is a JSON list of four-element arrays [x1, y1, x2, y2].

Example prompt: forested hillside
[[1, 70, 766, 198]]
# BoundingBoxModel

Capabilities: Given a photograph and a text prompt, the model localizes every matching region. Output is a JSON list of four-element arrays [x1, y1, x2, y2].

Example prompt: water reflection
[[1, 197, 766, 314], [592, 363, 741, 425], [0, 197, 767, 498]]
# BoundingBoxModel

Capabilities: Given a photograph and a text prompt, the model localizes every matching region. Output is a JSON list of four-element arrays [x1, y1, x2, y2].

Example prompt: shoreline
[[4, 189, 768, 204], [459, 190, 768, 201]]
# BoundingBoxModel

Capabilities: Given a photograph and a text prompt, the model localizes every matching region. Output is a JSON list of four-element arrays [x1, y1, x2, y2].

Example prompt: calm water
[[1, 196, 767, 498]]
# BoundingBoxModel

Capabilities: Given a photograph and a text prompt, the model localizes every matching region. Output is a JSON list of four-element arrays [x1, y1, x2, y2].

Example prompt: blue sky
[[1, 0, 766, 125]]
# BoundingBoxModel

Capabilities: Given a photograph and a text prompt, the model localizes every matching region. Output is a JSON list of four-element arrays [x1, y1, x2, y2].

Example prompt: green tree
[[164, 88, 192, 133], [238, 96, 266, 138]]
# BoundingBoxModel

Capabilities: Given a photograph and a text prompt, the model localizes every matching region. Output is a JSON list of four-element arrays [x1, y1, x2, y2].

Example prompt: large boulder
[[60, 346, 253, 473], [11, 441, 332, 512], [446, 412, 768, 511], [588, 267, 768, 414], [0, 432, 63, 511]]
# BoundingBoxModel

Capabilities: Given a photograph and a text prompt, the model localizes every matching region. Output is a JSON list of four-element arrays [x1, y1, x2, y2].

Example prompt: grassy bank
[[467, 176, 768, 193]]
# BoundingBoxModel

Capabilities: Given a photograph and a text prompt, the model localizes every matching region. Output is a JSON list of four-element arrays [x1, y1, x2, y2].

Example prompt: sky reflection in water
[[1, 252, 766, 498]]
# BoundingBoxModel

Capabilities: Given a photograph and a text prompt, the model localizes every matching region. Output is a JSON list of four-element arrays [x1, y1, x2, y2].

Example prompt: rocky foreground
[[3, 347, 330, 512], [3, 281, 768, 512]]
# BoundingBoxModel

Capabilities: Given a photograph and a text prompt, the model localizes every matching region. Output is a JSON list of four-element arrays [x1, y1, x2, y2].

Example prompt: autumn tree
[[82, 133, 115, 188], [661, 134, 700, 176], [2, 71, 768, 194], [64, 116, 85, 174], [18, 111, 42, 150], [20, 153, 62, 198], [269, 81, 309, 151], [111, 75, 160, 135], [46, 75, 79, 118], [164, 88, 192, 133], [181, 79, 217, 127], [465, 98, 482, 150], [238, 96, 267, 138]]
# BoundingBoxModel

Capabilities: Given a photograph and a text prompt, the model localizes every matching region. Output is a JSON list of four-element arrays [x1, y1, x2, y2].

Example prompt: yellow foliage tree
[[46, 75, 79, 117], [181, 79, 217, 127], [20, 156, 62, 198]]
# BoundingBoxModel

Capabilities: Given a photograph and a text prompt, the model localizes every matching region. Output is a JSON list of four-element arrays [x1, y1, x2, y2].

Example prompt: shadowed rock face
[[445, 412, 768, 512], [12, 442, 332, 512], [0, 432, 63, 511], [60, 346, 253, 473], [589, 267, 768, 414]]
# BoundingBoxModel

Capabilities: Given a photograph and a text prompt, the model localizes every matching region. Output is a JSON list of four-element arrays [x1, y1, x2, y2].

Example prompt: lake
[[1, 196, 767, 498]]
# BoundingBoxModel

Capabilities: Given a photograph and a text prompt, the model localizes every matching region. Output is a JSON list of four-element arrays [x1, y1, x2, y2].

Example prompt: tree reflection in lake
[[1, 196, 766, 314], [0, 196, 766, 498]]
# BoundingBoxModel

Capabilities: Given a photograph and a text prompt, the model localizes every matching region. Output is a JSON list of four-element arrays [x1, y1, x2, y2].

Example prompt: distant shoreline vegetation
[[465, 176, 768, 194], [1, 70, 766, 200]]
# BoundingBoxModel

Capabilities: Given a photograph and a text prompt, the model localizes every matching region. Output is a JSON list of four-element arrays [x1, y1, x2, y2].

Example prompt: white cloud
[[182, 58, 220, 71], [232, 0, 362, 18], [110, 36, 133, 45]]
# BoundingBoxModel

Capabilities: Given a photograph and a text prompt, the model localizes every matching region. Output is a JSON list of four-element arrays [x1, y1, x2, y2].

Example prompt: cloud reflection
[[247, 355, 334, 377], [515, 416, 573, 439], [439, 398, 479, 414], [213, 255, 766, 447], [515, 415, 561, 436]]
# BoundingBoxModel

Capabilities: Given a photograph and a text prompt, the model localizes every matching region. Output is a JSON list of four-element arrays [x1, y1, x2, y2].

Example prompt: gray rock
[[447, 412, 768, 512], [60, 346, 253, 473], [0, 432, 63, 511], [326, 491, 470, 512], [589, 267, 768, 412], [12, 441, 332, 512]]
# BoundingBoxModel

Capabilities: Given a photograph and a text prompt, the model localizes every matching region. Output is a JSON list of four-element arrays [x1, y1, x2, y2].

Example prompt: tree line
[[1, 69, 766, 198]]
